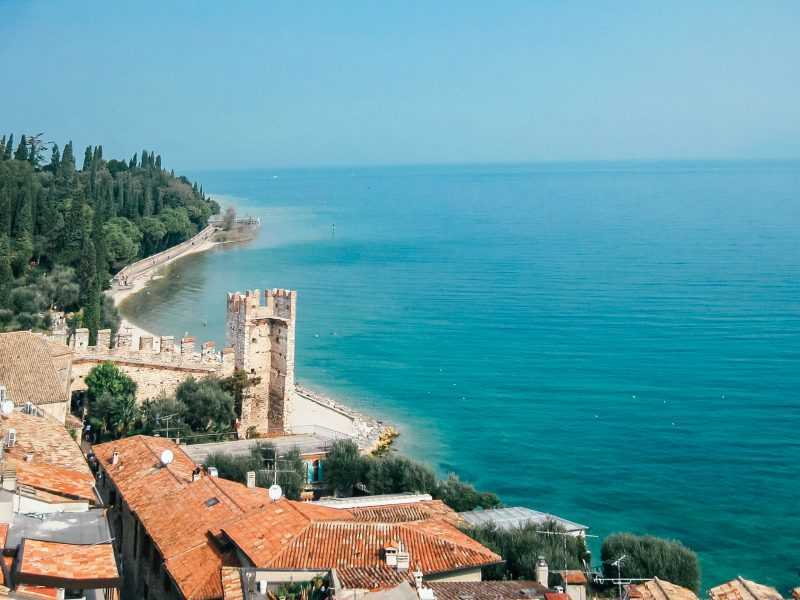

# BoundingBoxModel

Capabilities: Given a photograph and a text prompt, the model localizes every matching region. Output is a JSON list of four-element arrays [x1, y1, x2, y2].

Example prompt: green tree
[[0, 236, 12, 308], [85, 362, 137, 402], [3, 135, 13, 161], [323, 439, 369, 496], [205, 442, 306, 500], [464, 521, 589, 581], [49, 144, 60, 173], [14, 135, 28, 161], [175, 376, 236, 432], [435, 474, 502, 512], [601, 533, 700, 592]]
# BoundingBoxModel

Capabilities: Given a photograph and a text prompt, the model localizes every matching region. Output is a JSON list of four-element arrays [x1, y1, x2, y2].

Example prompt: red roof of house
[[14, 460, 96, 503], [349, 500, 459, 524], [96, 436, 501, 599], [16, 539, 120, 588], [556, 570, 588, 585], [222, 501, 501, 580], [428, 581, 548, 600], [545, 593, 570, 600], [94, 435, 197, 512]]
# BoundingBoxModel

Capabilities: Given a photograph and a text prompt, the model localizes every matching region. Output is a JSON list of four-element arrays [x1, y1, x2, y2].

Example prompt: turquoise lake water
[[122, 162, 800, 591]]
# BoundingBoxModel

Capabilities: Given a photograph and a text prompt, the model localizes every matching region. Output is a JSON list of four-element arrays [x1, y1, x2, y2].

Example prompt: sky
[[1, 1, 799, 170]]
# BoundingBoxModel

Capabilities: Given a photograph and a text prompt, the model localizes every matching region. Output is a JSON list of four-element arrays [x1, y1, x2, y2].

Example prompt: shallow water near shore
[[121, 161, 800, 591]]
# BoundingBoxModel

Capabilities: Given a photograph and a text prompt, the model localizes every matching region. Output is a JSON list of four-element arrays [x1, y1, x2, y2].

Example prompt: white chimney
[[2, 469, 16, 492], [397, 543, 410, 571], [207, 466, 219, 478], [111, 450, 119, 465], [385, 544, 398, 567], [247, 471, 256, 488], [536, 556, 549, 588], [4, 429, 16, 449], [413, 569, 424, 589]]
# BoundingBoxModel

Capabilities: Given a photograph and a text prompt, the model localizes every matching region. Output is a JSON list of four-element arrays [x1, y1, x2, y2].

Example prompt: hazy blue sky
[[1, 1, 799, 169]]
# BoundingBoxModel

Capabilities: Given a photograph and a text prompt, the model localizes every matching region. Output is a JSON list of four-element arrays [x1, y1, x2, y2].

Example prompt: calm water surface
[[123, 162, 800, 591]]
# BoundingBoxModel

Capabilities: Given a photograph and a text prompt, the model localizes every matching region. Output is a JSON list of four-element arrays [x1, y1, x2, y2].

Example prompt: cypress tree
[[129, 153, 137, 170], [155, 154, 162, 170], [0, 136, 5, 160], [0, 235, 12, 308], [61, 141, 75, 176], [0, 186, 11, 237], [79, 235, 100, 343], [14, 135, 28, 161], [4, 135, 13, 161], [49, 144, 61, 173], [13, 180, 34, 240], [83, 146, 93, 171]]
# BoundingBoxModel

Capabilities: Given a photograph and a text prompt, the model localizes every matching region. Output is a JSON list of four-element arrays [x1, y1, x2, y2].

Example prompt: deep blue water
[[123, 162, 800, 591]]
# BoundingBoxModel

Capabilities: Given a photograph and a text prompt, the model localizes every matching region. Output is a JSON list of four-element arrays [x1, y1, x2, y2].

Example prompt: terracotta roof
[[94, 435, 197, 512], [13, 584, 60, 599], [14, 459, 96, 503], [0, 332, 69, 407], [16, 539, 120, 588], [555, 570, 588, 586], [221, 567, 245, 600], [428, 581, 548, 600], [350, 500, 460, 524], [709, 578, 782, 600], [222, 506, 502, 580], [137, 477, 272, 600], [712, 579, 783, 600], [2, 411, 91, 475], [544, 593, 570, 600], [626, 578, 698, 600], [337, 565, 412, 590]]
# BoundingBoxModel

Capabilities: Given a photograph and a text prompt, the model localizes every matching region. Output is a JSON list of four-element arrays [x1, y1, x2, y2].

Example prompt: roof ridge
[[141, 436, 191, 487]]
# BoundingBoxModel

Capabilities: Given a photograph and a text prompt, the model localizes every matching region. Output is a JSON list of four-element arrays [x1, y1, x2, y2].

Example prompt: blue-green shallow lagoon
[[122, 162, 800, 591]]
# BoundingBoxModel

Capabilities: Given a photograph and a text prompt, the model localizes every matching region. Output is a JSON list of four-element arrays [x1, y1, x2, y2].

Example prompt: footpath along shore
[[108, 224, 219, 346]]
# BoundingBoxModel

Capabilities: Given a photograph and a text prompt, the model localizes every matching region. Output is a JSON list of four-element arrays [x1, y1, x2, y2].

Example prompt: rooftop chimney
[[397, 543, 410, 571], [246, 471, 256, 488], [207, 466, 219, 478], [4, 428, 16, 449], [535, 556, 549, 588], [111, 450, 120, 465]]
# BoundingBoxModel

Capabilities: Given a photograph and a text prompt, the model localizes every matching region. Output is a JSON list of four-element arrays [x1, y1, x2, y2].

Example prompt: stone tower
[[226, 288, 297, 434]]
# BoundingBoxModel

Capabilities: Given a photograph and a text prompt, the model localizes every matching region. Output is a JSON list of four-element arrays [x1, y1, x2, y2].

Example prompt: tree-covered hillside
[[0, 133, 218, 342]]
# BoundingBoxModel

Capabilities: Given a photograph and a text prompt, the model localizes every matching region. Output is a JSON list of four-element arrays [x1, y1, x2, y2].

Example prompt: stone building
[[225, 288, 297, 434]]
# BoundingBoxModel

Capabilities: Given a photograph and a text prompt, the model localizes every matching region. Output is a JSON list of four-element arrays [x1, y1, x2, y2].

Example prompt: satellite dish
[[160, 449, 174, 466], [268, 484, 283, 502], [0, 400, 13, 417]]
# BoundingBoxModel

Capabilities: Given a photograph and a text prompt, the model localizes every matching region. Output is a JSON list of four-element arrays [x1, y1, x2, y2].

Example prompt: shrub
[[464, 520, 589, 581], [601, 533, 700, 592], [175, 376, 235, 432]]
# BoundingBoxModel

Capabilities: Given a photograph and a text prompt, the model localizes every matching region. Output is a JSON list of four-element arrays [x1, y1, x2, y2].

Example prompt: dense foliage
[[463, 521, 590, 581], [324, 439, 501, 511], [0, 133, 218, 341], [601, 533, 700, 592], [84, 362, 138, 440], [83, 365, 240, 442], [205, 442, 306, 500]]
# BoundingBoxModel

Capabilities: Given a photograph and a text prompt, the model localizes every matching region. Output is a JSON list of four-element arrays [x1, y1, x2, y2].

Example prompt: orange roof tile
[[2, 411, 91, 476], [221, 566, 245, 600], [0, 332, 69, 407], [13, 584, 60, 599], [556, 570, 588, 586], [337, 565, 412, 590], [14, 459, 96, 503], [709, 578, 782, 600], [428, 581, 548, 600], [16, 539, 120, 588], [350, 500, 459, 524], [626, 578, 698, 600], [94, 435, 197, 512], [223, 505, 501, 580], [545, 593, 570, 600]]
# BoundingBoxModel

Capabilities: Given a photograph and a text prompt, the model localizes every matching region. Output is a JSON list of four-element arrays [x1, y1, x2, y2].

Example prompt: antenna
[[536, 529, 598, 589], [160, 449, 174, 466], [611, 555, 626, 600]]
